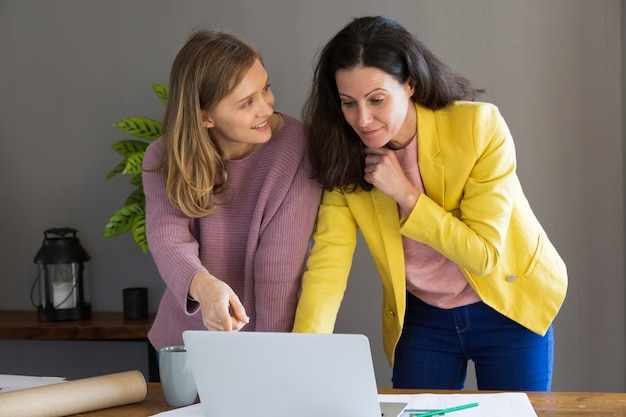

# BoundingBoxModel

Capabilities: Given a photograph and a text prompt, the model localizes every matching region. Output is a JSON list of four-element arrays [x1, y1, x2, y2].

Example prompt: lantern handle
[[30, 274, 40, 308], [44, 227, 77, 239]]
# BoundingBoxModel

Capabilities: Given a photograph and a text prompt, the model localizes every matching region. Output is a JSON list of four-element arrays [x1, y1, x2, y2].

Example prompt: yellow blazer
[[293, 101, 568, 366]]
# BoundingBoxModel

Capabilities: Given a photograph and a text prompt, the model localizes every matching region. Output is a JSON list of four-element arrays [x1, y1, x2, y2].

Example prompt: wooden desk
[[66, 383, 626, 416], [0, 310, 158, 382]]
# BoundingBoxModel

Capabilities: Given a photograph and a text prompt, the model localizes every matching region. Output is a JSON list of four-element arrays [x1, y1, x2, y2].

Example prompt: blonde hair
[[158, 29, 261, 217]]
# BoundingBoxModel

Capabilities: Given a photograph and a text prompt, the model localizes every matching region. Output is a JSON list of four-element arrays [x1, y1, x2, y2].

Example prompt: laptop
[[182, 331, 407, 417]]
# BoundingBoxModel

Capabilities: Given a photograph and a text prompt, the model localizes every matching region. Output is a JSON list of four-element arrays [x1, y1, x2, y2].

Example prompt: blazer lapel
[[416, 104, 445, 206]]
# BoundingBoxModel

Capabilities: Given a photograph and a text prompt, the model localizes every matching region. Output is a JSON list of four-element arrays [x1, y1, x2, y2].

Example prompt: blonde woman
[[144, 29, 321, 350]]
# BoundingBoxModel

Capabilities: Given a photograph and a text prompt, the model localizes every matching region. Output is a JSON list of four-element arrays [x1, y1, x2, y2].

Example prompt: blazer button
[[505, 274, 517, 282], [387, 309, 396, 317]]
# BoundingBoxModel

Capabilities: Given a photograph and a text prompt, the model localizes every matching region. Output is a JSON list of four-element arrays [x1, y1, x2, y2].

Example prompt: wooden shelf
[[0, 310, 159, 381], [0, 310, 154, 341]]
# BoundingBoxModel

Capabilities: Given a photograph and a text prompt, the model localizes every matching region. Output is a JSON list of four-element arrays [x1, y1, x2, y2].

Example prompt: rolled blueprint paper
[[0, 370, 147, 417]]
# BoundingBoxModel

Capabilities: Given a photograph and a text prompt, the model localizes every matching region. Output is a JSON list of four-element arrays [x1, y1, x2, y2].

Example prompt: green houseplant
[[103, 84, 168, 252]]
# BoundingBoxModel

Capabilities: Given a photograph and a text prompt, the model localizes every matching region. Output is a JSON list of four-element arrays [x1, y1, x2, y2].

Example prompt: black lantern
[[33, 227, 91, 321]]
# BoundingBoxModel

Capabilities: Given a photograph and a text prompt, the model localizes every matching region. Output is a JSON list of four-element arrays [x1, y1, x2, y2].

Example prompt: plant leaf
[[130, 173, 143, 187], [152, 84, 169, 105], [105, 83, 165, 253], [132, 210, 148, 253], [106, 160, 127, 180], [110, 139, 149, 157], [102, 203, 144, 238], [114, 117, 162, 140], [125, 187, 145, 206], [122, 152, 144, 175]]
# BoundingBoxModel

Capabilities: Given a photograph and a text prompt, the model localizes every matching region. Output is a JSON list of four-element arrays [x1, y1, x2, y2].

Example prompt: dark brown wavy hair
[[302, 16, 484, 192]]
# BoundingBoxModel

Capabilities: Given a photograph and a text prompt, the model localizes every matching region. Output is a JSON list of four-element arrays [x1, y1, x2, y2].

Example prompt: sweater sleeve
[[143, 139, 205, 312]]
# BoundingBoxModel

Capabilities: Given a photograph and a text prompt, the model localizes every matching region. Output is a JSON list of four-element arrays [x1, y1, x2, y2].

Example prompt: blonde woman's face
[[202, 59, 275, 160], [336, 66, 415, 150]]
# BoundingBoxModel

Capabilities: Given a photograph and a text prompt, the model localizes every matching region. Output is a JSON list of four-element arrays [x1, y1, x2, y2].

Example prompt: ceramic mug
[[159, 345, 198, 407]]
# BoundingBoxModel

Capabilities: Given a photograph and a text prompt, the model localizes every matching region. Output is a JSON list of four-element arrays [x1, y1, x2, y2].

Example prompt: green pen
[[406, 402, 479, 417]]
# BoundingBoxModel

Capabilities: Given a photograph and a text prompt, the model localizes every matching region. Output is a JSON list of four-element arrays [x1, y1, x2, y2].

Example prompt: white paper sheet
[[0, 375, 66, 393], [149, 392, 537, 417], [379, 392, 538, 417]]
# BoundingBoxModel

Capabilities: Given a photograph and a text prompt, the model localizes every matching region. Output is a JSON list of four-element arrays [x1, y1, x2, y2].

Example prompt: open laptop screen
[[182, 331, 405, 417]]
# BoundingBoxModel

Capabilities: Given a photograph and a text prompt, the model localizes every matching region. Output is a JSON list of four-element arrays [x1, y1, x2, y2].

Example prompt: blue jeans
[[392, 292, 554, 391]]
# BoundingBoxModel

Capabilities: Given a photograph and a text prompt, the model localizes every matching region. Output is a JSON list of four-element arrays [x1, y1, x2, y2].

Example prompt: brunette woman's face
[[335, 66, 415, 149], [202, 59, 275, 160]]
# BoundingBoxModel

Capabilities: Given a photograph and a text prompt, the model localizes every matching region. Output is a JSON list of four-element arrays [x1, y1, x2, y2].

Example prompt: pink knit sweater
[[143, 114, 321, 349]]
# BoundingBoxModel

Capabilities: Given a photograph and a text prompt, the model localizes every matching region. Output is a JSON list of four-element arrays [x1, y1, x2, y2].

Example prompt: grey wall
[[1, 0, 624, 392]]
